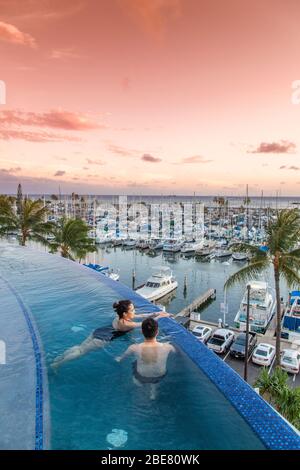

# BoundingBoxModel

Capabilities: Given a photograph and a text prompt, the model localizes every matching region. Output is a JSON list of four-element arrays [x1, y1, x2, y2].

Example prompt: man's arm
[[115, 344, 137, 362]]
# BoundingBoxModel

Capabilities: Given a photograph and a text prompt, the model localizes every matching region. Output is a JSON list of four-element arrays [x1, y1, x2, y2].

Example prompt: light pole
[[244, 283, 251, 382]]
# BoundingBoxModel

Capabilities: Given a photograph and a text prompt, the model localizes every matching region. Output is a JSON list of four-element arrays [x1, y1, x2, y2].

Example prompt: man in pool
[[116, 318, 176, 399], [51, 300, 171, 369]]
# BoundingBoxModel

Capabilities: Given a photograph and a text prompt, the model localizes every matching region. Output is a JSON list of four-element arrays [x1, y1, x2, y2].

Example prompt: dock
[[176, 288, 216, 318]]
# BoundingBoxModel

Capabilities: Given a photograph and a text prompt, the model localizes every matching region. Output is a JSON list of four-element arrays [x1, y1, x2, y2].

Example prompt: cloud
[[141, 153, 161, 163], [107, 144, 139, 157], [0, 21, 36, 47], [50, 48, 81, 60], [0, 129, 80, 142], [182, 155, 213, 164], [54, 171, 66, 177], [280, 165, 299, 171], [120, 0, 182, 37], [86, 158, 105, 165], [0, 109, 105, 131], [249, 140, 296, 154], [0, 1, 84, 23], [53, 156, 68, 161], [0, 167, 21, 173]]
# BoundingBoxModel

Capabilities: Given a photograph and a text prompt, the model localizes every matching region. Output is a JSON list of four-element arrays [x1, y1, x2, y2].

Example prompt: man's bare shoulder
[[162, 342, 176, 353]]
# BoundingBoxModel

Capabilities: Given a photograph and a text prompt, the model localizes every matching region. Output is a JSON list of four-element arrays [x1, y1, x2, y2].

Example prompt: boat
[[112, 239, 123, 247], [214, 250, 232, 259], [162, 239, 183, 252], [181, 241, 203, 253], [122, 239, 136, 249], [149, 239, 164, 250], [281, 291, 300, 342], [83, 263, 120, 281], [232, 253, 248, 261], [135, 266, 178, 302], [234, 281, 276, 333], [136, 240, 150, 250]]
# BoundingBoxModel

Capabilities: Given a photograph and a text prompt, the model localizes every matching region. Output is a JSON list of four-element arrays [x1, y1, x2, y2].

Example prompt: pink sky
[[1, 0, 300, 196]]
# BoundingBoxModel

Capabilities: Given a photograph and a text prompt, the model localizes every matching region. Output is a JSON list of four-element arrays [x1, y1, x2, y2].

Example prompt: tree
[[254, 367, 300, 430], [0, 196, 55, 246], [16, 183, 23, 216], [225, 208, 300, 366], [49, 217, 96, 261]]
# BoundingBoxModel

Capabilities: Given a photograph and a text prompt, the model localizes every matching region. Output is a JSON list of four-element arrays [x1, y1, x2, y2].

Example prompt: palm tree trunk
[[274, 263, 282, 367], [21, 231, 26, 246]]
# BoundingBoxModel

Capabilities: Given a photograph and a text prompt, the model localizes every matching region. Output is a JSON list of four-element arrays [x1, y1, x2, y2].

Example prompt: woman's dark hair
[[142, 318, 158, 339], [113, 300, 132, 319]]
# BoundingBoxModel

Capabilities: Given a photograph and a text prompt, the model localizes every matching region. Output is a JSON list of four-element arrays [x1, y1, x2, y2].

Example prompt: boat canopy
[[283, 316, 300, 333]]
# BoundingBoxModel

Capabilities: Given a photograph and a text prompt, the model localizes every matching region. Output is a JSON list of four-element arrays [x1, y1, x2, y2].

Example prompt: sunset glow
[[1, 0, 300, 195]]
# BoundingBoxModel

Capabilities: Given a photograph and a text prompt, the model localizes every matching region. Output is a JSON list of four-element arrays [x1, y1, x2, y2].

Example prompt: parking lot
[[220, 349, 300, 388], [188, 320, 300, 388]]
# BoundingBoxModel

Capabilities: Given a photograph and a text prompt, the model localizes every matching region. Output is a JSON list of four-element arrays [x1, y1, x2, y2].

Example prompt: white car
[[252, 343, 275, 366], [281, 349, 300, 374], [207, 329, 235, 354], [192, 325, 212, 344]]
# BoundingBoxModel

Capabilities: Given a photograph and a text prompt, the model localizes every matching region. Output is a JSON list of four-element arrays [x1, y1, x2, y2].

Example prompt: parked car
[[280, 349, 300, 374], [230, 332, 257, 359], [207, 329, 235, 354], [192, 325, 212, 344], [252, 343, 275, 366]]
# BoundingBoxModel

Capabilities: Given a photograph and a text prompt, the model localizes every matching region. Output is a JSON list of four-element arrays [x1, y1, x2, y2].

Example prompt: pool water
[[0, 244, 265, 449]]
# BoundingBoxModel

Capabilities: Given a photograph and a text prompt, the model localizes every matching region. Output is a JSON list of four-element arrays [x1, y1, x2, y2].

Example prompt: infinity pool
[[0, 243, 296, 449]]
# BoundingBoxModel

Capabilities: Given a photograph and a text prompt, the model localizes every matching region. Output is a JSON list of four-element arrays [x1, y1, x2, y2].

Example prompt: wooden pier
[[176, 288, 216, 318]]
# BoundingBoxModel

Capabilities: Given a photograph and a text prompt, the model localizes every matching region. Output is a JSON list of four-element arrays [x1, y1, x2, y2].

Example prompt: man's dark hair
[[142, 317, 158, 339]]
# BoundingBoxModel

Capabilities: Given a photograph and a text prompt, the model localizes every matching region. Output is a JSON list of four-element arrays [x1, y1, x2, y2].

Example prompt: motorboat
[[135, 266, 178, 302], [122, 239, 136, 249], [136, 240, 150, 250], [83, 263, 120, 281], [148, 239, 164, 250], [234, 281, 276, 333], [232, 252, 248, 261], [162, 239, 183, 252], [214, 250, 232, 259], [181, 241, 203, 253], [281, 291, 300, 342]]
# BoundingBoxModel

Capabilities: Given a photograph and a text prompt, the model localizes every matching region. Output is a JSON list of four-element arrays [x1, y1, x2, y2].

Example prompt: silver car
[[207, 329, 235, 354]]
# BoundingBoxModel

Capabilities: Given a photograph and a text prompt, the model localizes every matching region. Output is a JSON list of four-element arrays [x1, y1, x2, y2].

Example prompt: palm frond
[[224, 258, 268, 290], [280, 264, 300, 288]]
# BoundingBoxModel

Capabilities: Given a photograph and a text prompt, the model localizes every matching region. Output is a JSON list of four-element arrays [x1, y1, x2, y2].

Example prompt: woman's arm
[[122, 319, 143, 328], [135, 312, 173, 319]]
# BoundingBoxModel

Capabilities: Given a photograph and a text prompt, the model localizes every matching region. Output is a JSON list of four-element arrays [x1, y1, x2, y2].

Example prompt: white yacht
[[163, 239, 183, 252], [234, 281, 276, 333], [214, 250, 232, 259], [232, 252, 248, 261], [281, 291, 300, 342], [135, 266, 178, 302], [181, 241, 203, 253], [122, 239, 136, 249]]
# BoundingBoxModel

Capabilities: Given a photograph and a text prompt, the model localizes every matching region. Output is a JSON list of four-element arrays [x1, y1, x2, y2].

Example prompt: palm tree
[[225, 208, 300, 366], [254, 367, 300, 430], [275, 386, 300, 429], [254, 366, 288, 404], [0, 196, 54, 246], [49, 217, 96, 261]]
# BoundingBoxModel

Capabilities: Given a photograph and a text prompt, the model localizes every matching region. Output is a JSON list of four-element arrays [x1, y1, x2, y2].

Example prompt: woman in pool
[[51, 300, 170, 369]]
